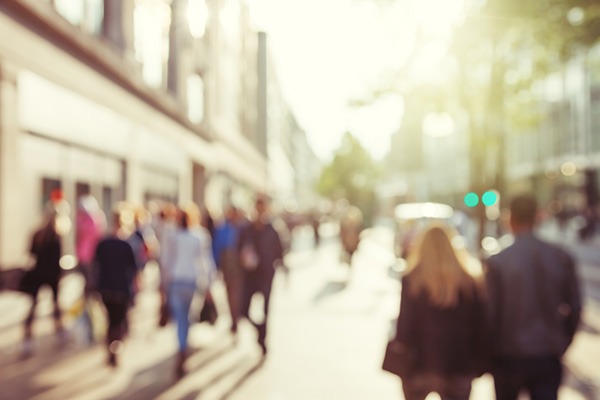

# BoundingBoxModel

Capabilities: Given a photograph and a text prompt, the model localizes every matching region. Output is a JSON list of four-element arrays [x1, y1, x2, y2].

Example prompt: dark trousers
[[239, 272, 273, 346], [493, 356, 562, 400], [101, 294, 129, 346], [221, 252, 241, 329], [25, 279, 62, 338]]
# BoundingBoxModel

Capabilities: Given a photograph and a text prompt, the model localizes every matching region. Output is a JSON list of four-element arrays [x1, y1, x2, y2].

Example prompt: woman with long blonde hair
[[387, 223, 488, 400]]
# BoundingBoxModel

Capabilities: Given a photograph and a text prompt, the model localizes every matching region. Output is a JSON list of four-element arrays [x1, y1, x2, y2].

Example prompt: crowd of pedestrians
[[16, 190, 585, 397], [384, 193, 583, 400], [19, 193, 287, 379]]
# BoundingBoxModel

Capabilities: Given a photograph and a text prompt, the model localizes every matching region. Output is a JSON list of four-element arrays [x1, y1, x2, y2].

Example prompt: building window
[[54, 0, 85, 26], [42, 178, 62, 209], [84, 0, 104, 35], [53, 0, 104, 35], [187, 0, 208, 39], [187, 73, 204, 124], [134, 0, 171, 88]]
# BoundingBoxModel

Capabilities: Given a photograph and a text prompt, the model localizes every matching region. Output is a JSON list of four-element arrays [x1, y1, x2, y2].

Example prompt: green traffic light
[[482, 190, 498, 206], [464, 192, 479, 207]]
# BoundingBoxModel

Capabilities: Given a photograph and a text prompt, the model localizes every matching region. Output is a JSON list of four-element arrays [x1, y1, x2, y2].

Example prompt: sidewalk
[[0, 227, 598, 399], [564, 301, 600, 399]]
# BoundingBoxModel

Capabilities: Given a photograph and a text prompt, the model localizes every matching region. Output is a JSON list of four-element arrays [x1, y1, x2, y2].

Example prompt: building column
[[0, 62, 23, 267]]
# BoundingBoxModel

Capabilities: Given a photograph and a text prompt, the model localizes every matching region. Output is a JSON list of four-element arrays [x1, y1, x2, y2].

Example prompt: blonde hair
[[405, 224, 481, 308]]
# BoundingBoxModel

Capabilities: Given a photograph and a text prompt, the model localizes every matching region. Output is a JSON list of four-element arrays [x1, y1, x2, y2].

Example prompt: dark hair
[[179, 209, 190, 229], [510, 194, 537, 225], [34, 214, 59, 248]]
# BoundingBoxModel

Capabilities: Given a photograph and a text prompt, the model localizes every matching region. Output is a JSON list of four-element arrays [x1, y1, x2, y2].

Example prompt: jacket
[[161, 227, 215, 289], [485, 232, 581, 358], [395, 273, 488, 377], [237, 220, 283, 278], [95, 236, 137, 298]]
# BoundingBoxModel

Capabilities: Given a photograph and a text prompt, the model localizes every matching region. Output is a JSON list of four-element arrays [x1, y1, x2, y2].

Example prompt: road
[[0, 225, 598, 399]]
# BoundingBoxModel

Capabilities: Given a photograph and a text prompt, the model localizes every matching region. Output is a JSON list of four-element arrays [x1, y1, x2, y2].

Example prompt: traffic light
[[464, 192, 479, 207], [482, 190, 498, 207]]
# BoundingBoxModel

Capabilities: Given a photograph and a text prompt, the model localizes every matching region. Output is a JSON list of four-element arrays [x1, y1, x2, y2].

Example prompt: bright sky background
[[249, 0, 465, 161]]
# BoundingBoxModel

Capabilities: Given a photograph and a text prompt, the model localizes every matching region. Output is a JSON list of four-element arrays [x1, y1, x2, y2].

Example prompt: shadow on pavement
[[217, 357, 265, 400], [0, 332, 105, 400], [564, 365, 600, 400], [106, 353, 179, 400], [0, 326, 261, 400]]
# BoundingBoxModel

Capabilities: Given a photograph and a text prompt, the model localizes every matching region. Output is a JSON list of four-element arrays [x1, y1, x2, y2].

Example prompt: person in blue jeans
[[162, 206, 215, 378]]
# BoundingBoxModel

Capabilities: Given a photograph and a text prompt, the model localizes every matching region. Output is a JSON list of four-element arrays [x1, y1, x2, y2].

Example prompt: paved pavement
[[0, 225, 599, 400]]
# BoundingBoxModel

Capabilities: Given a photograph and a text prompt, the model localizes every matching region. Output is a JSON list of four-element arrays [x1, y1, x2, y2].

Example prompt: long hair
[[405, 224, 481, 308]]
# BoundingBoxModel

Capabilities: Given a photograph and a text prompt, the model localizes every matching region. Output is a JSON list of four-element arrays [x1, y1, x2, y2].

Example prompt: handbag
[[199, 290, 218, 325], [382, 339, 416, 377]]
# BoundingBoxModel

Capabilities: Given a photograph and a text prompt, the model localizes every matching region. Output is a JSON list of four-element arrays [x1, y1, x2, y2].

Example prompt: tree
[[453, 1, 600, 244], [362, 0, 600, 246], [317, 133, 381, 226]]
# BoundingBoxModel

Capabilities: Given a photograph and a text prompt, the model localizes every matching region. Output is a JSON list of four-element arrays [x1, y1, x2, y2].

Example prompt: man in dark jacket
[[485, 194, 582, 400], [237, 196, 284, 356]]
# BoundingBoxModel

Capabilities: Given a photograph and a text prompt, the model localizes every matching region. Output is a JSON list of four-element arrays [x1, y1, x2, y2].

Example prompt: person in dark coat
[[237, 196, 284, 356], [22, 208, 65, 356], [485, 194, 581, 400], [391, 224, 487, 400], [94, 211, 137, 367]]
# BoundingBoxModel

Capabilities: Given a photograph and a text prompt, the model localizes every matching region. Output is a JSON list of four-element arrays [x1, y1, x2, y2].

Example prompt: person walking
[[75, 194, 106, 344], [94, 211, 138, 367], [21, 207, 66, 356], [127, 206, 156, 304], [485, 194, 582, 400], [212, 205, 244, 333], [162, 206, 216, 378], [154, 203, 177, 327], [237, 197, 284, 356], [76, 194, 106, 293], [339, 206, 362, 267], [385, 224, 487, 400]]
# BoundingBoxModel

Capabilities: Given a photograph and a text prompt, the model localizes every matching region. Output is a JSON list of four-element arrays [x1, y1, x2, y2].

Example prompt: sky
[[249, 0, 465, 161]]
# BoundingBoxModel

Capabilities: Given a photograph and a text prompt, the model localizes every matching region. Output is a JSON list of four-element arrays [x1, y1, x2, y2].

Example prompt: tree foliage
[[317, 133, 381, 226]]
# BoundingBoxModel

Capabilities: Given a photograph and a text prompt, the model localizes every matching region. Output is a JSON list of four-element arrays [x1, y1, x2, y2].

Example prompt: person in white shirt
[[162, 206, 216, 378]]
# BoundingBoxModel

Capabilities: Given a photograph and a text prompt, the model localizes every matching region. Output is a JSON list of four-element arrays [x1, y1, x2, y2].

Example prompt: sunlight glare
[[346, 95, 404, 160], [187, 0, 208, 38], [409, 0, 465, 36], [220, 0, 240, 41]]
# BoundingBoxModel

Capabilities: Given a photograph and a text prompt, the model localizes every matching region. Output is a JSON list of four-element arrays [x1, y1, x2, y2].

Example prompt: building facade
[[0, 0, 315, 268]]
